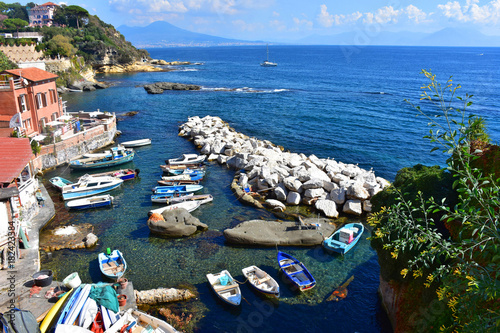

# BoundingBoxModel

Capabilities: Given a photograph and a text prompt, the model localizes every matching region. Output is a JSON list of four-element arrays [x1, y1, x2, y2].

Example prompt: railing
[[0, 78, 23, 90]]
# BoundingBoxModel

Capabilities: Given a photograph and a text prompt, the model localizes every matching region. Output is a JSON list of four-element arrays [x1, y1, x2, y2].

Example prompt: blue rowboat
[[69, 146, 135, 170], [61, 175, 123, 201], [323, 223, 364, 255], [152, 184, 203, 194], [277, 251, 316, 292], [98, 249, 127, 279], [49, 176, 73, 191], [66, 194, 114, 210]]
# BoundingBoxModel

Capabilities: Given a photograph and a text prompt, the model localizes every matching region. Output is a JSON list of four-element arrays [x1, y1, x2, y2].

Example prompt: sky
[[27, 0, 500, 41]]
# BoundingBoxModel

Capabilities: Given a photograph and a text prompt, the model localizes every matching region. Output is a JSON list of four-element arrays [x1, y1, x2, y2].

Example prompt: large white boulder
[[265, 199, 286, 212], [347, 183, 370, 200], [283, 176, 302, 192], [302, 178, 324, 190], [329, 187, 346, 205], [315, 199, 339, 218], [286, 191, 301, 205], [274, 184, 288, 201], [304, 188, 326, 199], [343, 200, 363, 216]]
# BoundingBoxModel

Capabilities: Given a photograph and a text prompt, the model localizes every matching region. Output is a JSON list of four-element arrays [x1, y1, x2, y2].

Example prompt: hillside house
[[0, 67, 63, 138], [27, 2, 59, 27], [0, 138, 39, 268]]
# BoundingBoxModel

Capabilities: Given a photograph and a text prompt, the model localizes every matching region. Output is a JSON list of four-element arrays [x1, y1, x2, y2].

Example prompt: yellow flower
[[391, 251, 398, 259], [400, 269, 409, 278], [448, 297, 458, 311], [413, 269, 423, 278], [453, 267, 461, 276]]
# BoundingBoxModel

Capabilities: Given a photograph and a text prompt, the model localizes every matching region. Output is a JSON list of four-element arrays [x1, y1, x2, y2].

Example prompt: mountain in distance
[[117, 21, 264, 48], [118, 21, 500, 48]]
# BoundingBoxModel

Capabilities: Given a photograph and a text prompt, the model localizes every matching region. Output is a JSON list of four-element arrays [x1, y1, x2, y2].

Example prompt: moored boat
[[152, 193, 213, 205], [98, 249, 127, 279], [66, 194, 114, 210], [120, 138, 151, 148], [152, 184, 203, 194], [148, 200, 201, 216], [61, 175, 123, 201], [157, 179, 201, 186], [277, 251, 316, 292], [160, 164, 205, 175], [49, 176, 73, 191], [242, 265, 280, 298], [80, 168, 139, 181], [206, 270, 241, 306], [69, 146, 134, 170], [105, 308, 179, 333], [323, 222, 364, 254], [167, 153, 206, 165]]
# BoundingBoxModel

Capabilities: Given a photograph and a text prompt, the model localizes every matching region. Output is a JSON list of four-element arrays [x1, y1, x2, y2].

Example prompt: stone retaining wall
[[32, 116, 117, 171]]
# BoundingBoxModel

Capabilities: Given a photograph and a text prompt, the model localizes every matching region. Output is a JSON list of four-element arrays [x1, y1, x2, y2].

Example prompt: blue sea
[[41, 45, 500, 332]]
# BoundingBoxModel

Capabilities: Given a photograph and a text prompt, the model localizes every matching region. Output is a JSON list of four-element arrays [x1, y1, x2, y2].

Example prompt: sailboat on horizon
[[260, 44, 277, 67]]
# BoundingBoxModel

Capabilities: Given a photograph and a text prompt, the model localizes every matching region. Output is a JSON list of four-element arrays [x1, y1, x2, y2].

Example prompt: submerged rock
[[144, 82, 201, 94], [147, 209, 207, 237], [223, 220, 336, 247]]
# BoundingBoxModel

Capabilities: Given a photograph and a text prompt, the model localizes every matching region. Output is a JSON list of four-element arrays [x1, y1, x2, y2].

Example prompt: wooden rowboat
[[167, 153, 206, 165], [323, 223, 364, 254], [81, 168, 139, 181], [206, 270, 241, 306], [98, 249, 127, 279], [120, 138, 151, 148], [242, 265, 280, 298], [277, 251, 315, 292], [66, 194, 113, 210]]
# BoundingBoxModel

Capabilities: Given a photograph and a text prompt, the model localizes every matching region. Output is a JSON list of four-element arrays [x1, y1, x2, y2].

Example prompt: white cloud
[[406, 5, 428, 23], [438, 0, 500, 24], [317, 4, 334, 27], [272, 11, 280, 17], [363, 6, 401, 24], [291, 17, 313, 31], [269, 19, 286, 31]]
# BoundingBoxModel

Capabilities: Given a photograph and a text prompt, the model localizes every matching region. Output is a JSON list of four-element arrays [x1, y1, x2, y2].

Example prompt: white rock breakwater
[[179, 115, 391, 217]]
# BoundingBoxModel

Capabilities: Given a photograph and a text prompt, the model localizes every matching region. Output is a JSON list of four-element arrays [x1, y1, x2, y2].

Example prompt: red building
[[0, 67, 62, 138]]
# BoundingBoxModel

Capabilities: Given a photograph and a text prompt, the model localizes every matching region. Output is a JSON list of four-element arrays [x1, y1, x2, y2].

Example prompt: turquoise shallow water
[[40, 45, 500, 332]]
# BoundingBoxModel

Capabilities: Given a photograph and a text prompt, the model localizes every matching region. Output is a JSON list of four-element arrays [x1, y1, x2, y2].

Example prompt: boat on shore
[[49, 176, 73, 191], [120, 138, 151, 148], [80, 168, 139, 181], [61, 175, 123, 201], [98, 249, 127, 279], [323, 222, 364, 254], [206, 270, 241, 306], [152, 184, 203, 194], [148, 200, 201, 216], [69, 146, 135, 170], [167, 153, 206, 165], [66, 194, 114, 210], [242, 265, 280, 298], [105, 308, 178, 333], [277, 251, 316, 292]]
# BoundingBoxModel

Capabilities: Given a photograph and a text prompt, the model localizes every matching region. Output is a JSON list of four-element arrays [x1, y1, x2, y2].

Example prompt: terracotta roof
[[2, 67, 58, 82], [41, 2, 59, 6], [0, 138, 33, 184]]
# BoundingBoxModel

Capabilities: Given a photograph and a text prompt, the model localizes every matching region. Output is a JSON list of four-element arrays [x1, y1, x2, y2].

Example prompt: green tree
[[52, 5, 68, 27], [3, 17, 28, 34], [3, 3, 28, 21], [369, 70, 500, 332], [65, 5, 88, 29], [46, 34, 76, 57], [0, 50, 16, 71]]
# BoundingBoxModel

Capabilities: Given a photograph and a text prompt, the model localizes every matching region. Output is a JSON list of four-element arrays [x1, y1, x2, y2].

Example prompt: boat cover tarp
[[88, 283, 119, 313], [219, 274, 230, 286]]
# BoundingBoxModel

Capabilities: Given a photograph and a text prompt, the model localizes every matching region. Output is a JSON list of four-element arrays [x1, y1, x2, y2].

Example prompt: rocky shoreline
[[179, 115, 390, 218]]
